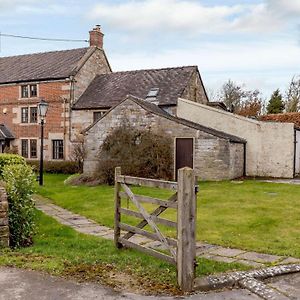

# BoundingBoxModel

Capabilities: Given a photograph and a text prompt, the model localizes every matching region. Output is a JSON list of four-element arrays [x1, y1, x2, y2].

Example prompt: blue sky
[[0, 0, 300, 99]]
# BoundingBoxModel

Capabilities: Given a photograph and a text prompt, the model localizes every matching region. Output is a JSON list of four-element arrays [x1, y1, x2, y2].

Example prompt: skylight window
[[146, 88, 159, 98]]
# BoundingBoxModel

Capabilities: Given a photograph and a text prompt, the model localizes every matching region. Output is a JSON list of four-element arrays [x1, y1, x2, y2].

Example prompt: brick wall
[[84, 99, 244, 180], [0, 187, 9, 248], [0, 80, 71, 160]]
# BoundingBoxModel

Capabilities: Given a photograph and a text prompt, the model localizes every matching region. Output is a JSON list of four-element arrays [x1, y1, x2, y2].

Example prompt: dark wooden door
[[175, 138, 193, 179]]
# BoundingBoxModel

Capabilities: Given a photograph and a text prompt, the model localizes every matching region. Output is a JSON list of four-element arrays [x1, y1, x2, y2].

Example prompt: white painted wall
[[296, 130, 300, 174], [177, 98, 296, 178]]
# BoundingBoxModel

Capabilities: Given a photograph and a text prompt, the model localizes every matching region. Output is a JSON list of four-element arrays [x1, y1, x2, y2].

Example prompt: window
[[21, 107, 38, 123], [93, 111, 106, 122], [21, 84, 38, 98], [21, 85, 29, 98], [30, 85, 37, 97], [21, 107, 29, 123], [30, 140, 37, 158], [30, 107, 38, 123], [52, 140, 64, 160], [21, 140, 28, 158]]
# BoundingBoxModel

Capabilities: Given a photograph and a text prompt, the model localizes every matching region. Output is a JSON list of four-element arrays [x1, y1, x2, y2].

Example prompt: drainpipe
[[293, 129, 297, 178], [243, 143, 247, 177]]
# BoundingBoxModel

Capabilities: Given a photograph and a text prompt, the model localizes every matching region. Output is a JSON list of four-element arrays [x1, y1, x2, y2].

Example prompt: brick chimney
[[89, 25, 104, 48]]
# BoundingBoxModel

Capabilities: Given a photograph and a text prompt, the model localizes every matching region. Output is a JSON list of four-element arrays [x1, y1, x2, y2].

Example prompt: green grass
[[0, 210, 248, 294], [36, 174, 300, 258]]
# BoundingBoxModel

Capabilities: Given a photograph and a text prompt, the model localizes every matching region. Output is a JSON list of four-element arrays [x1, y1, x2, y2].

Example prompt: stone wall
[[182, 70, 208, 105], [0, 187, 9, 248], [177, 98, 295, 178], [84, 98, 244, 180]]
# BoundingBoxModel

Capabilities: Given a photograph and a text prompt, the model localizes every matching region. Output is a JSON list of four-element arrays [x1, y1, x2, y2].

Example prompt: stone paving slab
[[209, 247, 246, 258], [236, 252, 283, 264]]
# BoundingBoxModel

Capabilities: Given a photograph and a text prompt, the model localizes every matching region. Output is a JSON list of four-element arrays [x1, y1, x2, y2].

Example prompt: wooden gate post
[[177, 167, 196, 292], [114, 167, 122, 248]]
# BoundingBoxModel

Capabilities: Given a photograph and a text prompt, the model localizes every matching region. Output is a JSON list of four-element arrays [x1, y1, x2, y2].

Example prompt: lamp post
[[38, 99, 49, 186]]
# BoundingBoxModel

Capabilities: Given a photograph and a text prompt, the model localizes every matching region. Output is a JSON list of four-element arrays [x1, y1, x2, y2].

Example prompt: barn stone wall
[[84, 99, 244, 180], [0, 187, 9, 248]]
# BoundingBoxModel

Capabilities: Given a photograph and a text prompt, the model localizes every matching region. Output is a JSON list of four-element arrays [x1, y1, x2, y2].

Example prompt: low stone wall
[[0, 187, 9, 248]]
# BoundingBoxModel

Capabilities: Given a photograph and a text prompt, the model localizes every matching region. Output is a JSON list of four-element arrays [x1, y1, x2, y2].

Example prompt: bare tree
[[236, 90, 263, 118], [218, 79, 246, 112], [285, 76, 300, 112], [70, 135, 86, 173]]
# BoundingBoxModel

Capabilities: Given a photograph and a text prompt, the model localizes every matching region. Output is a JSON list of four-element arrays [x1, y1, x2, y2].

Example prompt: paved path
[[34, 195, 300, 268], [0, 267, 299, 299]]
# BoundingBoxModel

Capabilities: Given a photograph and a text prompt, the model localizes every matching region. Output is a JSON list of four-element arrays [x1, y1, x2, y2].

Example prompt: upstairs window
[[21, 85, 29, 98], [21, 84, 38, 98], [30, 107, 38, 123], [93, 111, 106, 122], [21, 107, 29, 123]]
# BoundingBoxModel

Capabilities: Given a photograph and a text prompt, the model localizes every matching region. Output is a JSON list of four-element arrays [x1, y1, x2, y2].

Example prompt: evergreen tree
[[266, 89, 284, 114]]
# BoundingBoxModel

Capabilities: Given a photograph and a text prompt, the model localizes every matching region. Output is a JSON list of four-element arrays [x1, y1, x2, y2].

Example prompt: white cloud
[[88, 0, 300, 35], [109, 38, 300, 96]]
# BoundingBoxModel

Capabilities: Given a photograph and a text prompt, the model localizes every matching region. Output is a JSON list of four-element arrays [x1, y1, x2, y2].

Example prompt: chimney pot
[[89, 25, 104, 48]]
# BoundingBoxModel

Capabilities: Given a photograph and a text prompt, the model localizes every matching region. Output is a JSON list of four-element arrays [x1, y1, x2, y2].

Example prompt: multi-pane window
[[21, 107, 38, 123], [21, 139, 37, 158], [30, 140, 37, 158], [21, 85, 29, 98], [21, 107, 29, 123], [21, 84, 38, 98], [93, 111, 106, 122], [30, 85, 37, 97], [52, 140, 64, 160], [30, 107, 38, 123], [21, 140, 28, 158]]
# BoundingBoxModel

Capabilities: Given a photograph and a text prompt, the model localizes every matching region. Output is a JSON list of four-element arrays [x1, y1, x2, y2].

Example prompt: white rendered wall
[[177, 98, 295, 178]]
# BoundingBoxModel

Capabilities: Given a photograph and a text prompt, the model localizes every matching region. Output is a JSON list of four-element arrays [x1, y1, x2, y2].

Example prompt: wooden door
[[175, 138, 194, 179]]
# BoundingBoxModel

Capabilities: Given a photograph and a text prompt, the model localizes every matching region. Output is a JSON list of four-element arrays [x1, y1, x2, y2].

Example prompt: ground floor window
[[21, 139, 28, 158], [30, 139, 37, 158], [52, 140, 64, 159], [21, 139, 38, 158]]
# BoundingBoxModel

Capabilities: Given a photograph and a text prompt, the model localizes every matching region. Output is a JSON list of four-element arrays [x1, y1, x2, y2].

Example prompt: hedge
[[0, 154, 26, 176], [27, 160, 79, 174]]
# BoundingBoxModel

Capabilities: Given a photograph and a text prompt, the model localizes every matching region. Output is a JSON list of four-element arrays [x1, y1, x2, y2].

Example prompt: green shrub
[[97, 123, 173, 185], [0, 154, 26, 176], [2, 164, 36, 248], [27, 160, 79, 174]]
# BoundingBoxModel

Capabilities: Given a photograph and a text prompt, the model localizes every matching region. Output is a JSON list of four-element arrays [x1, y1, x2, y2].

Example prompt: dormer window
[[21, 84, 38, 98]]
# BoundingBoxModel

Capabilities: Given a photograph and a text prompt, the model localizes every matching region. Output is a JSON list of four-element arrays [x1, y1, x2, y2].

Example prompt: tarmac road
[[0, 267, 298, 300]]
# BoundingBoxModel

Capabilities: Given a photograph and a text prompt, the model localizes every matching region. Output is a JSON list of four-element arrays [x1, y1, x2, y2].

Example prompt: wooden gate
[[114, 166, 197, 292]]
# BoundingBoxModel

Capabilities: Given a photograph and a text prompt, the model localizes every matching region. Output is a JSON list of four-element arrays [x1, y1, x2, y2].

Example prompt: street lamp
[[38, 99, 49, 186]]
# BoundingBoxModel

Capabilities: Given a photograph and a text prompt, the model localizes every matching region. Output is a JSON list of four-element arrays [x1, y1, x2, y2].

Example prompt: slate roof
[[85, 95, 246, 144], [73, 66, 198, 109], [0, 125, 15, 140], [259, 113, 300, 128], [0, 47, 89, 84]]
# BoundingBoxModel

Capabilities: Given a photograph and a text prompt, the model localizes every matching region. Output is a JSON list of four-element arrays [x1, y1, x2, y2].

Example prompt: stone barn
[[83, 95, 246, 181]]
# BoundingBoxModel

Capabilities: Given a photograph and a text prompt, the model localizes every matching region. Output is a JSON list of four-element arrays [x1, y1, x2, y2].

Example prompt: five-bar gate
[[114, 166, 197, 291]]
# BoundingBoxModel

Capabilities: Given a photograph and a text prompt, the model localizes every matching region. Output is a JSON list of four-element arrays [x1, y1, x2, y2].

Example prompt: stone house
[[83, 95, 246, 181], [0, 26, 111, 160]]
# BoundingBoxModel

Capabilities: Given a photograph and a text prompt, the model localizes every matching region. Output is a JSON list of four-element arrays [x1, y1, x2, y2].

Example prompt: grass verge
[[0, 210, 249, 295]]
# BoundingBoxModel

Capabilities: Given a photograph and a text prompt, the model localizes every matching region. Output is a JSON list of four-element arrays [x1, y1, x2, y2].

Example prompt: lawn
[[36, 174, 300, 258], [0, 210, 249, 295]]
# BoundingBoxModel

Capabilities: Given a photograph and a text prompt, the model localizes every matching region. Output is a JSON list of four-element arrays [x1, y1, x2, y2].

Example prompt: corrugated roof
[[85, 95, 246, 144], [0, 124, 15, 140], [73, 66, 197, 109], [0, 47, 89, 84]]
